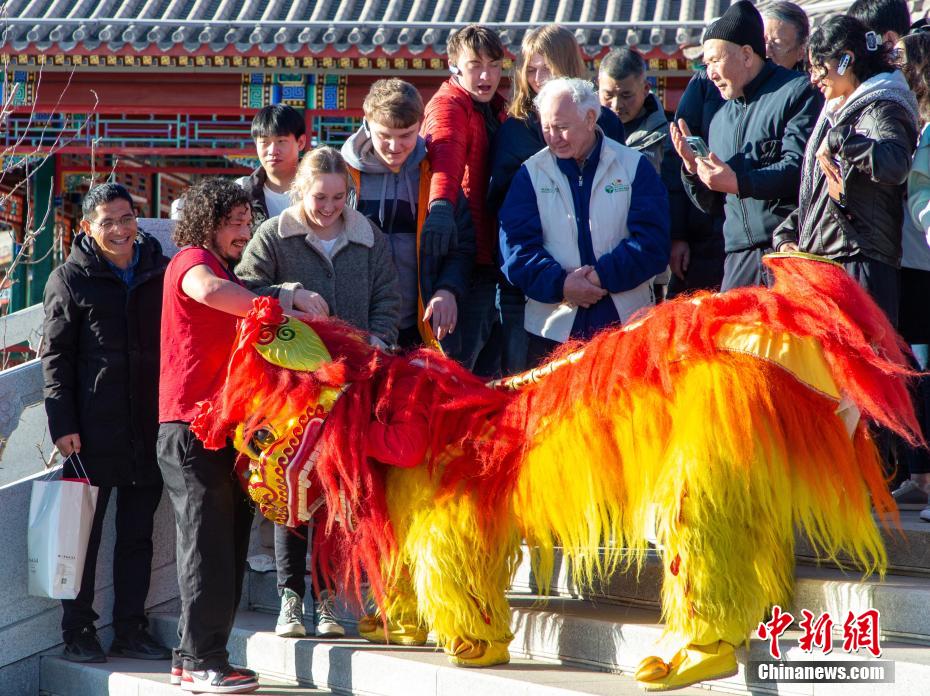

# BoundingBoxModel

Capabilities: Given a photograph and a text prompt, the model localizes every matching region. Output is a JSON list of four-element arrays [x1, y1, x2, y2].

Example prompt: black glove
[[421, 199, 457, 258]]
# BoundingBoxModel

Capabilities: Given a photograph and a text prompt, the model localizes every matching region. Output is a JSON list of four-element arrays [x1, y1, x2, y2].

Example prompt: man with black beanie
[[670, 0, 822, 290]]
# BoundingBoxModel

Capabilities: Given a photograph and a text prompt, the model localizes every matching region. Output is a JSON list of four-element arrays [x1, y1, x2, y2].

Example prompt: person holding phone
[[772, 15, 918, 325], [669, 1, 822, 291]]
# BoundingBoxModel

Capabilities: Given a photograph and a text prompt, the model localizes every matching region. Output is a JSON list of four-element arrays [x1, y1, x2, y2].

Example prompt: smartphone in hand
[[685, 135, 710, 158], [827, 157, 847, 207]]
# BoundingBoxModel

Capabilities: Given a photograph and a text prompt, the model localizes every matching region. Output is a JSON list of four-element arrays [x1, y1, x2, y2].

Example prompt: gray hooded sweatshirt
[[341, 127, 426, 330]]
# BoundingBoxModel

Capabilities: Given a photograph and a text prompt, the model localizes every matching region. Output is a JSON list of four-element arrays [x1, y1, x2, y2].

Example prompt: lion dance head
[[191, 297, 380, 527]]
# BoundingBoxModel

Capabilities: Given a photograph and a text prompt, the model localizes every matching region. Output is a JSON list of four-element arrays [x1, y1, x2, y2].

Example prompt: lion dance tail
[[508, 254, 917, 661]]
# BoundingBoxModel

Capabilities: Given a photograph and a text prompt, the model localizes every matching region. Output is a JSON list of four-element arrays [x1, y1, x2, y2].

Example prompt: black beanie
[[703, 1, 766, 59]]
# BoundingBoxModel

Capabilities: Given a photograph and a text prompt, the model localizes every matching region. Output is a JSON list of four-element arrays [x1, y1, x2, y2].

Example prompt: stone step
[[144, 610, 711, 696], [244, 548, 930, 644], [39, 655, 330, 695], [145, 603, 926, 696], [507, 598, 927, 696], [796, 510, 930, 577], [511, 554, 930, 645]]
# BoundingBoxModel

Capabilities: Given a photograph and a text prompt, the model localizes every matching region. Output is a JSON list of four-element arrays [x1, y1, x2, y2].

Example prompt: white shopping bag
[[27, 455, 99, 599]]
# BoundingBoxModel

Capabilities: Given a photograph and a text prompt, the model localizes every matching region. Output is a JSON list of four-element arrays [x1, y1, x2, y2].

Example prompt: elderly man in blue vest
[[499, 77, 671, 366]]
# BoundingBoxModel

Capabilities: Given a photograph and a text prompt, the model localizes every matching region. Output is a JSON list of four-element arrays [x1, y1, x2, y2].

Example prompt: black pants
[[61, 483, 163, 642], [839, 257, 903, 481], [495, 279, 530, 377], [842, 257, 900, 328], [902, 351, 930, 476], [721, 246, 773, 291], [275, 522, 318, 600], [526, 333, 562, 369], [397, 325, 421, 350], [156, 422, 253, 671], [666, 246, 726, 297], [443, 265, 500, 377]]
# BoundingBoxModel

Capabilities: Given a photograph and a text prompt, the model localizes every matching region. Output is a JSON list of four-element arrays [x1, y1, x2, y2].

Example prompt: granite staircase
[[39, 511, 930, 696]]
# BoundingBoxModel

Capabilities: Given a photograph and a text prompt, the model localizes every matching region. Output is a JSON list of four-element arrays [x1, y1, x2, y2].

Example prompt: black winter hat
[[703, 1, 767, 59]]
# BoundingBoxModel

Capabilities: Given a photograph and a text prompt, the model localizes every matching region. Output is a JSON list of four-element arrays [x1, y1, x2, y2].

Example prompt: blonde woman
[[236, 146, 400, 640], [488, 25, 625, 213], [487, 24, 624, 374]]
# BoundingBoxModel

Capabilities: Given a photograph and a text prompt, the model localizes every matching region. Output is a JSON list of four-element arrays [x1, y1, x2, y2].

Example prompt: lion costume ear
[[254, 316, 333, 372]]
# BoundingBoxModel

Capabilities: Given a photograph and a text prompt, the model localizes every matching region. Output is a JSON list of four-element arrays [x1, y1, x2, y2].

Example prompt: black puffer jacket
[[42, 231, 168, 487], [774, 71, 919, 266]]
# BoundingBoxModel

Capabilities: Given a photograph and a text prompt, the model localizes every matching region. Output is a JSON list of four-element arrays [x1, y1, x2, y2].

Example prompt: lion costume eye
[[246, 426, 278, 458]]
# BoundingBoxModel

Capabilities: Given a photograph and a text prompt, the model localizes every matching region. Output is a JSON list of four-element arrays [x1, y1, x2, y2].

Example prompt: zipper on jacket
[[124, 280, 137, 486], [735, 102, 754, 248]]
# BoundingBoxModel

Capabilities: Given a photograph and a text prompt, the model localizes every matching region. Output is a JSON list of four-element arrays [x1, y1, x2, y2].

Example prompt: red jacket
[[421, 78, 507, 266]]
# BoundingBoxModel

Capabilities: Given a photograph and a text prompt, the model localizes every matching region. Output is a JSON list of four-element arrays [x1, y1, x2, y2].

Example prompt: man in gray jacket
[[671, 0, 822, 290]]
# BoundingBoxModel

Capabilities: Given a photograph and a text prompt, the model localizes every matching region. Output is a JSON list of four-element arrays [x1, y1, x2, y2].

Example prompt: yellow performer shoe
[[357, 614, 428, 646], [444, 637, 511, 668], [635, 640, 738, 691]]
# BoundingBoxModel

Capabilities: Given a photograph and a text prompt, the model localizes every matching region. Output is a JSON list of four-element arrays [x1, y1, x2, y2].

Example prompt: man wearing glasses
[[42, 182, 171, 664]]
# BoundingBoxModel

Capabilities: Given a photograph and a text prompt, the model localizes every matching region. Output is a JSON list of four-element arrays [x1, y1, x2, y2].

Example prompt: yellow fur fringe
[[516, 354, 888, 644]]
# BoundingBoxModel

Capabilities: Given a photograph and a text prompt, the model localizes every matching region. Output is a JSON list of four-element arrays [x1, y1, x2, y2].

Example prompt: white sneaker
[[180, 665, 258, 693], [275, 588, 307, 638], [315, 590, 346, 638], [920, 506, 930, 522]]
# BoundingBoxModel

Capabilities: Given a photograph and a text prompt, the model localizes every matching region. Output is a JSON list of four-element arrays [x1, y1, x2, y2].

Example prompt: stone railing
[[0, 302, 43, 353], [0, 305, 50, 487]]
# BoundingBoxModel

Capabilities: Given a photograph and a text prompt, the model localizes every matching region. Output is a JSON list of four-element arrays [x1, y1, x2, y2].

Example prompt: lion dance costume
[[192, 253, 919, 691]]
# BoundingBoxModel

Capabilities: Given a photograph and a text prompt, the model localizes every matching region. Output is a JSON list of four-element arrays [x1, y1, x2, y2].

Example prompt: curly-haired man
[[156, 178, 262, 694]]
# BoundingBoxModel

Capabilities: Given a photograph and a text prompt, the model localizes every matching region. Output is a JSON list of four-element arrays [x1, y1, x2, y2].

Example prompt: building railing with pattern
[[1, 112, 256, 153]]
